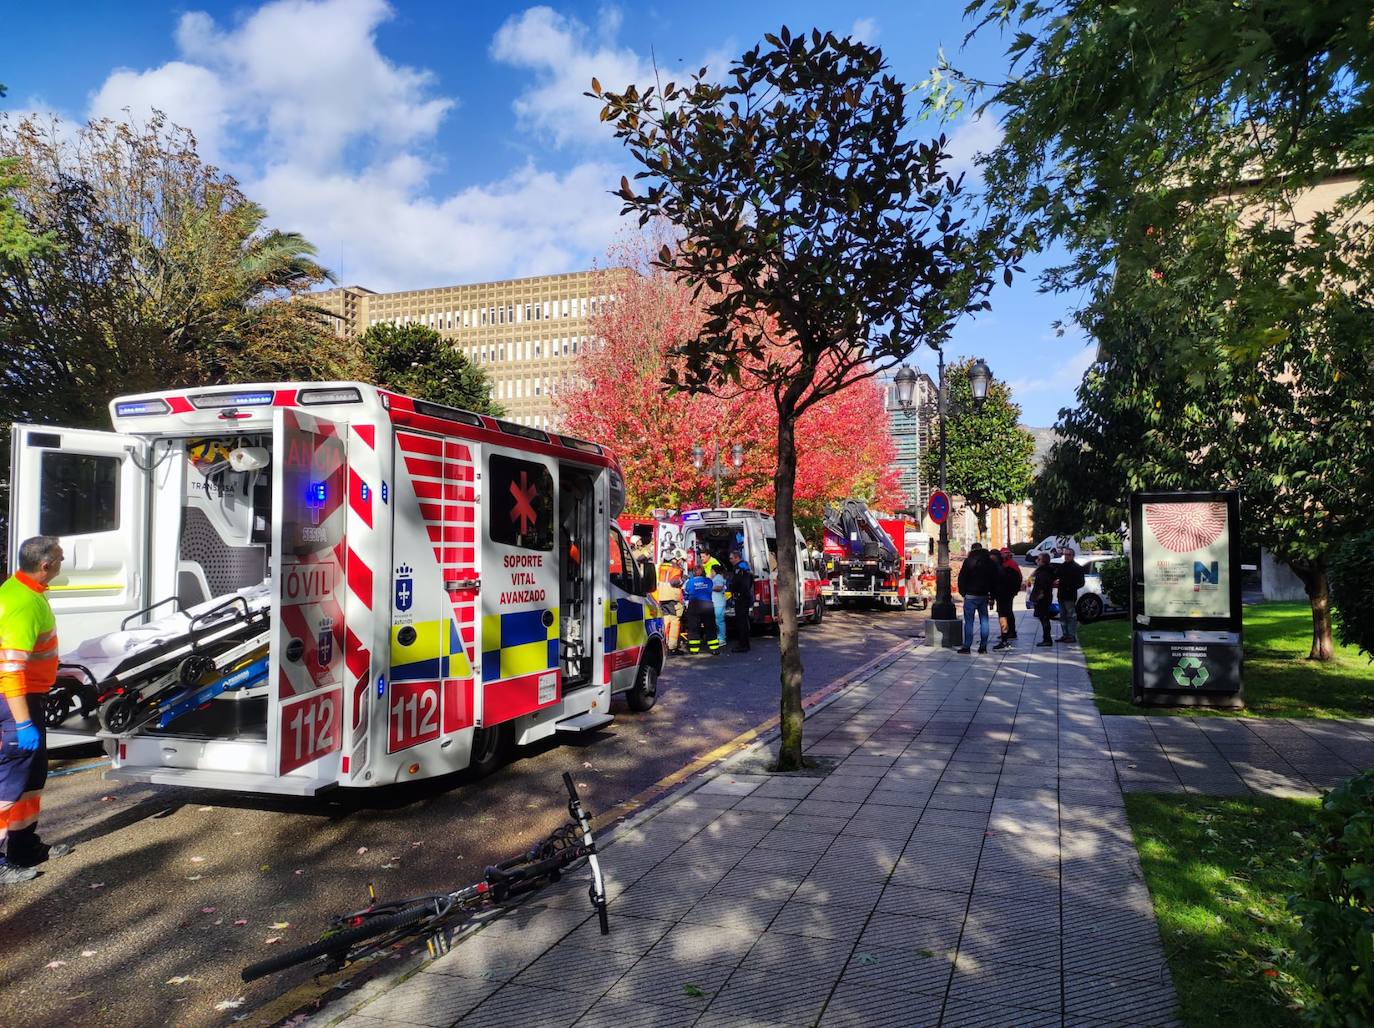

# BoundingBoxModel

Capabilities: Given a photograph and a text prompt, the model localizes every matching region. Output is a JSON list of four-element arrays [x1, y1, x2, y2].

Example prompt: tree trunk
[[774, 408, 806, 772], [974, 506, 988, 542], [1295, 558, 1334, 662]]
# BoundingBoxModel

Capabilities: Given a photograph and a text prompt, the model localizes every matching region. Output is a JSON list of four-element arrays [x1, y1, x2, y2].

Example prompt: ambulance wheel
[[627, 663, 658, 713], [468, 724, 512, 780], [99, 694, 139, 734], [809, 599, 825, 625]]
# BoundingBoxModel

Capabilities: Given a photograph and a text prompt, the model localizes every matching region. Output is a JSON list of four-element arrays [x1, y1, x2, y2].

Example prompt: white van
[[1023, 534, 1088, 565]]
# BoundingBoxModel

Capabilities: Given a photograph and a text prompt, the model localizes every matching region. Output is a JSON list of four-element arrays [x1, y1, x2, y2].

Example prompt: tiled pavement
[[327, 623, 1374, 1028]]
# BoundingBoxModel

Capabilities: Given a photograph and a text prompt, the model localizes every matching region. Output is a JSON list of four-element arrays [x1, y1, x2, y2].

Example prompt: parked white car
[[1076, 554, 1127, 623]]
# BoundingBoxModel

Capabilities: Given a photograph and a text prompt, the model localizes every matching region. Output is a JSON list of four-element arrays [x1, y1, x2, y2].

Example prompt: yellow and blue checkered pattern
[[604, 598, 664, 654], [391, 619, 474, 681], [482, 608, 559, 682]]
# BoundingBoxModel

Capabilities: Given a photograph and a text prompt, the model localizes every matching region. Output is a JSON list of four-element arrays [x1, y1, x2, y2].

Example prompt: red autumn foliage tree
[[558, 234, 903, 537]]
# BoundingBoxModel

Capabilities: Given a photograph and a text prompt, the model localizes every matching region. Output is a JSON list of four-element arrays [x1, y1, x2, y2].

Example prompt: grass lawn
[[1126, 793, 1319, 1028], [1081, 601, 1374, 718]]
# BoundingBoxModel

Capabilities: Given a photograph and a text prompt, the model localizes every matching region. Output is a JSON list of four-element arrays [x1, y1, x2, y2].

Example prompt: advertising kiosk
[[1129, 490, 1244, 708]]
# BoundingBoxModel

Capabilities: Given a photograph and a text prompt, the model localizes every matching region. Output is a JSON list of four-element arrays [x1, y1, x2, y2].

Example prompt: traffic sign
[[928, 490, 950, 525]]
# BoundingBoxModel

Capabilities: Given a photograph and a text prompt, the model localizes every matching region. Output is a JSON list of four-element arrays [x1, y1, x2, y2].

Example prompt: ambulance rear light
[[298, 386, 363, 405], [115, 398, 170, 417], [190, 390, 274, 409]]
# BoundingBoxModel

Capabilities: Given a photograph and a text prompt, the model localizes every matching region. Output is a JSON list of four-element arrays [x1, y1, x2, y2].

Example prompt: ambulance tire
[[468, 724, 512, 780], [626, 662, 658, 712], [810, 598, 825, 625]]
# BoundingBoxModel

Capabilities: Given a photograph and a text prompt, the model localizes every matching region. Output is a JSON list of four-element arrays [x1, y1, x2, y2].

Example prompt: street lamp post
[[691, 441, 745, 508], [894, 354, 995, 645]]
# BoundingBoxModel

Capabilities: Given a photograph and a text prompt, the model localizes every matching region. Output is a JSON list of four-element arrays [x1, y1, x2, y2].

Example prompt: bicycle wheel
[[240, 903, 434, 982]]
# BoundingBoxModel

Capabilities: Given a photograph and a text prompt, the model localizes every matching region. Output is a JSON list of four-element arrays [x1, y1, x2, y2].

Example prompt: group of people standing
[[954, 542, 1086, 653], [653, 549, 756, 655]]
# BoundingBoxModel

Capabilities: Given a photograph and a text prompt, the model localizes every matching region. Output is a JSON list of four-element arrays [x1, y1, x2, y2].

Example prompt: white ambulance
[[8, 382, 665, 795]]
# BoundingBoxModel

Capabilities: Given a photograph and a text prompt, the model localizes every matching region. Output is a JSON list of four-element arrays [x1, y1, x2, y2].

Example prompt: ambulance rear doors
[[8, 424, 152, 641]]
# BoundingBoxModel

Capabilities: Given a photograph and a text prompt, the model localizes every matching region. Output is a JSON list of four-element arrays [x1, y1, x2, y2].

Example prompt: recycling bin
[[1132, 630, 1243, 708]]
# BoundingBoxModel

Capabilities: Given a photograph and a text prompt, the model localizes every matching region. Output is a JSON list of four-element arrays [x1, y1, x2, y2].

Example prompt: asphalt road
[[0, 605, 922, 1028]]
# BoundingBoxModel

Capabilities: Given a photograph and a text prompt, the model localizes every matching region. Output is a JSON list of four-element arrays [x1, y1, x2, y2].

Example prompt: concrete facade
[[312, 269, 629, 429]]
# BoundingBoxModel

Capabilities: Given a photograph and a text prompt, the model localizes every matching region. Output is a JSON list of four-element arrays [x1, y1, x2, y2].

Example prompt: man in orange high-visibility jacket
[[0, 536, 71, 884]]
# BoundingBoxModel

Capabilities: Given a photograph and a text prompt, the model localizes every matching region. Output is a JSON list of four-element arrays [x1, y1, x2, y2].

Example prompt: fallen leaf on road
[[233, 919, 248, 927], [293, 869, 305, 875], [577, 782, 588, 789], [258, 864, 270, 872], [213, 998, 245, 1011], [202, 907, 216, 914], [198, 806, 213, 812], [356, 847, 368, 855], [855, 952, 877, 965], [80, 950, 97, 957], [381, 862, 398, 870], [582, 761, 595, 769], [189, 856, 205, 863], [270, 921, 289, 930], [918, 949, 935, 958], [88, 882, 105, 890], [683, 984, 705, 998], [212, 919, 223, 926], [411, 841, 422, 848], [46, 960, 67, 969], [264, 937, 282, 946], [165, 976, 197, 985], [186, 875, 202, 881], [100, 795, 115, 802]]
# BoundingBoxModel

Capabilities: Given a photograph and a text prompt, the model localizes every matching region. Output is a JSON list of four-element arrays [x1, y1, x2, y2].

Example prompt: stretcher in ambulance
[[678, 508, 824, 629], [7, 383, 665, 795]]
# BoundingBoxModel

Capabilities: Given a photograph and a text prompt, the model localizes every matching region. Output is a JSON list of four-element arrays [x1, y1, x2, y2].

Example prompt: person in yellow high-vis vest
[[1, 536, 72, 884]]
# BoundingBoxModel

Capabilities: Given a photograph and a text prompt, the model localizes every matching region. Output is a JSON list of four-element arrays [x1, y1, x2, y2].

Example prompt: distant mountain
[[1021, 426, 1059, 468]]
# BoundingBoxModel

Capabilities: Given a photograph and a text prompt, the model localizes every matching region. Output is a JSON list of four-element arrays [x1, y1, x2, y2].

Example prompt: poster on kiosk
[[1129, 490, 1244, 708]]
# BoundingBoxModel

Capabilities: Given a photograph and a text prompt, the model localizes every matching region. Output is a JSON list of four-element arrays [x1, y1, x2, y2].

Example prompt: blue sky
[[3, 0, 1092, 425]]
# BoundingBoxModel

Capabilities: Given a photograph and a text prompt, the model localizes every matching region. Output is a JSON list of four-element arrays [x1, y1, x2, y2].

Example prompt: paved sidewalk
[[1104, 713, 1374, 797], [327, 625, 1182, 1028]]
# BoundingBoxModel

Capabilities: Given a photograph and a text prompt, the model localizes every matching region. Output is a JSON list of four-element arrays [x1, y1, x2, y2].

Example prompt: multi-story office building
[[311, 269, 627, 428], [881, 368, 939, 513]]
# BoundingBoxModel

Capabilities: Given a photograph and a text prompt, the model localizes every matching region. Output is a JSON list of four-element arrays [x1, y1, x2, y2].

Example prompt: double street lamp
[[692, 441, 745, 508], [894, 354, 993, 637]]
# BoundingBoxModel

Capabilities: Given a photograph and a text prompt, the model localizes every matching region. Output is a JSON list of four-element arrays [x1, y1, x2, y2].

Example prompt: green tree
[[922, 356, 1035, 540], [360, 322, 503, 416], [593, 28, 1017, 769], [943, 0, 1374, 660]]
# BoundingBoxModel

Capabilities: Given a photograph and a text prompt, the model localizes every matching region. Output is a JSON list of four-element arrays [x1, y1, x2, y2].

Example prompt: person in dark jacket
[[682, 569, 721, 654], [1028, 553, 1057, 646], [727, 550, 754, 652], [994, 547, 1024, 649], [1055, 548, 1087, 643], [956, 543, 998, 654]]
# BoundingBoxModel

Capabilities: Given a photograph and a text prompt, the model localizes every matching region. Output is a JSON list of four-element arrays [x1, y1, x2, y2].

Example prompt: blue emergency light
[[308, 481, 328, 505]]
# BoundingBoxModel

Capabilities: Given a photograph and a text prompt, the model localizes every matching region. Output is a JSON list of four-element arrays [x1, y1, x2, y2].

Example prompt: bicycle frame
[[241, 772, 608, 983]]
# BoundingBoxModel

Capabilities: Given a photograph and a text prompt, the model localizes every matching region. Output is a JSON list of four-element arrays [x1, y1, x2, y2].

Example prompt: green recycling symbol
[[1173, 656, 1209, 688]]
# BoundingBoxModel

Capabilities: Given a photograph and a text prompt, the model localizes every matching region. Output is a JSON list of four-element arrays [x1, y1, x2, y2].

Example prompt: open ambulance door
[[8, 425, 151, 642], [268, 409, 347, 788], [477, 442, 561, 727]]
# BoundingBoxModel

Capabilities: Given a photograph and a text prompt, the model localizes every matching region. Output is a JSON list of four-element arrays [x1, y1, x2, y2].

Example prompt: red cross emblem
[[510, 471, 539, 535]]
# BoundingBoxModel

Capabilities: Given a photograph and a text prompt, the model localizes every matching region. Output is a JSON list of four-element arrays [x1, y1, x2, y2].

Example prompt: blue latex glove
[[14, 720, 40, 752]]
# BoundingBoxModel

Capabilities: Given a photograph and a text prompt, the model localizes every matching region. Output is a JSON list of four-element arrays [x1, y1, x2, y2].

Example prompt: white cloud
[[74, 0, 642, 290], [490, 5, 657, 149], [849, 17, 879, 43], [1008, 341, 1097, 398], [943, 113, 1003, 181]]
